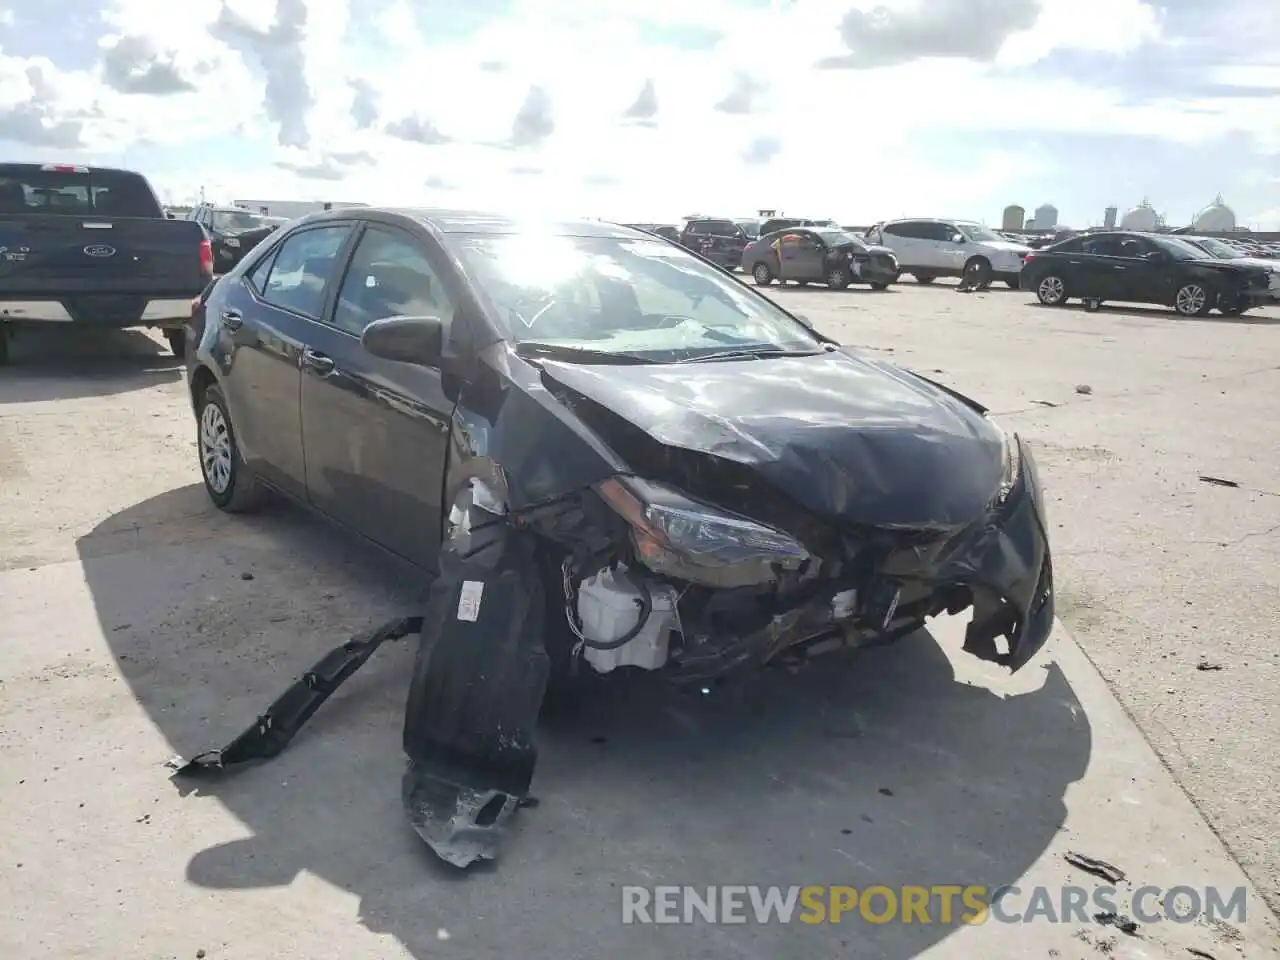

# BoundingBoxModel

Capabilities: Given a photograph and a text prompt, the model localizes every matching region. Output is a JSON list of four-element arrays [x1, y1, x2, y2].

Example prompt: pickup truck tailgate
[[0, 216, 206, 293]]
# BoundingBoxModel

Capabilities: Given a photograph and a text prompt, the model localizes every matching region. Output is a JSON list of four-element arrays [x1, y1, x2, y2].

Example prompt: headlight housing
[[595, 476, 810, 589], [990, 421, 1023, 506]]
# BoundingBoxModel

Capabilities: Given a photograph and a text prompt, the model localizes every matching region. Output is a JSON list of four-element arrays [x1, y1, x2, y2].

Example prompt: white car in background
[[866, 217, 1032, 287]]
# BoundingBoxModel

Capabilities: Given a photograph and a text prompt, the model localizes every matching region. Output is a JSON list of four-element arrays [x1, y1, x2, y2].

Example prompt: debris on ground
[[1063, 850, 1126, 883], [1094, 912, 1140, 936], [1198, 476, 1240, 488], [1074, 384, 1093, 395], [1195, 659, 1224, 672], [1186, 949, 1217, 959], [1031, 400, 1059, 407]]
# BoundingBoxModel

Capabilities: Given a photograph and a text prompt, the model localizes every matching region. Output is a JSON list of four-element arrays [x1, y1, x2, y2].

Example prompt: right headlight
[[990, 422, 1023, 507], [595, 476, 810, 589]]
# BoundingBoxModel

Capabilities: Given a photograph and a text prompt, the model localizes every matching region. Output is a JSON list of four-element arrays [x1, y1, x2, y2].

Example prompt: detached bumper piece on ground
[[167, 516, 552, 870]]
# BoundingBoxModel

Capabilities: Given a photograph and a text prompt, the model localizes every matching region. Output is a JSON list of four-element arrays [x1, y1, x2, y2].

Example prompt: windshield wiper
[[676, 347, 825, 364], [515, 341, 653, 364]]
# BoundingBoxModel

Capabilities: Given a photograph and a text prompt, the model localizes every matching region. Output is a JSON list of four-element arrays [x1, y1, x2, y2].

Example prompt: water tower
[[1120, 199, 1158, 231], [1103, 206, 1117, 229], [1034, 203, 1058, 230], [1192, 195, 1236, 232], [1001, 205, 1025, 231]]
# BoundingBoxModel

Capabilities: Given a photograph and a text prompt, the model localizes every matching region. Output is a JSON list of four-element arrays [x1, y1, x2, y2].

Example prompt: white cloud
[[0, 0, 1276, 227]]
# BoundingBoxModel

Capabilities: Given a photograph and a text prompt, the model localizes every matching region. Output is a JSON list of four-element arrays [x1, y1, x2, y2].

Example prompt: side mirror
[[951, 234, 966, 244], [1144, 250, 1166, 262], [361, 315, 444, 366]]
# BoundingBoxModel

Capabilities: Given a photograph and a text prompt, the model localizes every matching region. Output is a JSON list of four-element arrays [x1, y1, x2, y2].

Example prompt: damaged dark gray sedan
[[182, 207, 1054, 868]]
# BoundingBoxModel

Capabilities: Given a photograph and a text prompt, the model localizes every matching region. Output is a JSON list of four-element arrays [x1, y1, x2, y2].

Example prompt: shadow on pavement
[[78, 484, 1091, 960], [1032, 302, 1280, 325], [0, 325, 180, 403]]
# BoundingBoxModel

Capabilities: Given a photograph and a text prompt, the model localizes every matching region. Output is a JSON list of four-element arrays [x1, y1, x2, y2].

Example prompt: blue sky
[[0, 0, 1276, 228]]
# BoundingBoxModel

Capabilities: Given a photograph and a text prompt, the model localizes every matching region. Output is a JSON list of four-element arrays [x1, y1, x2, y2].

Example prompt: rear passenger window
[[884, 221, 922, 238], [331, 227, 452, 338], [261, 225, 352, 318], [1082, 236, 1123, 256]]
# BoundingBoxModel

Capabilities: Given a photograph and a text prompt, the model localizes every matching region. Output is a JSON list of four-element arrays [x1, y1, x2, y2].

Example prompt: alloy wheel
[[1037, 276, 1065, 305], [199, 401, 234, 494], [1175, 283, 1207, 315]]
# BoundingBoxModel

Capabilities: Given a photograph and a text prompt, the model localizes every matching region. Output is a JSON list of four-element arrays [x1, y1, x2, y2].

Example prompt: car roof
[[294, 206, 651, 240]]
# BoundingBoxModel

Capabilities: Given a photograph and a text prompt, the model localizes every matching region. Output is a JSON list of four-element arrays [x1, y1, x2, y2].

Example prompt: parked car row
[[1021, 231, 1279, 316]]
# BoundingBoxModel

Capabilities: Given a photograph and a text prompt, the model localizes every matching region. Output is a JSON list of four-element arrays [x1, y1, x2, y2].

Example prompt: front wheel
[[914, 274, 936, 284], [871, 281, 890, 290], [1035, 274, 1068, 306], [826, 267, 850, 290], [751, 262, 774, 285], [197, 383, 267, 512], [1174, 282, 1211, 317]]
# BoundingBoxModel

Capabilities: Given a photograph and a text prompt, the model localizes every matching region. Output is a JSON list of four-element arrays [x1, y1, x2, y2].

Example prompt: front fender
[[442, 345, 627, 524]]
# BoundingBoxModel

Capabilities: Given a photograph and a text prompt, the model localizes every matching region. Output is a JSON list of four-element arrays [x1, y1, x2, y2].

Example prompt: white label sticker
[[457, 580, 483, 621]]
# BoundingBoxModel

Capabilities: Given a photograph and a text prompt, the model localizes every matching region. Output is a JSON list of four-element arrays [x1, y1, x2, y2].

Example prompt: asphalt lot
[[1, 285, 1278, 959]]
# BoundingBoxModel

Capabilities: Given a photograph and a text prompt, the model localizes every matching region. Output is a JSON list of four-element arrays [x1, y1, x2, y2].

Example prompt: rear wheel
[[914, 274, 936, 284], [751, 262, 774, 285], [871, 281, 889, 290], [1035, 274, 1068, 306], [1174, 282, 1211, 317], [164, 328, 185, 358], [197, 383, 267, 512], [1005, 278, 1020, 289]]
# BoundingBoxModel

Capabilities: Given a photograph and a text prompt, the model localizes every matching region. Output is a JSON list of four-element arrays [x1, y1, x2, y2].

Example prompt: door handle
[[302, 348, 335, 375], [220, 309, 242, 330], [1113, 266, 1126, 270]]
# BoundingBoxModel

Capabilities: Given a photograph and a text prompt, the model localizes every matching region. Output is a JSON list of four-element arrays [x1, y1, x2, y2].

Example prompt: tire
[[963, 257, 993, 286], [751, 262, 774, 285], [871, 282, 889, 290], [1005, 278, 1020, 289], [1035, 274, 1068, 306], [197, 383, 267, 512], [1174, 282, 1211, 317], [826, 267, 850, 290], [0, 323, 9, 366], [164, 328, 185, 358], [914, 274, 936, 284]]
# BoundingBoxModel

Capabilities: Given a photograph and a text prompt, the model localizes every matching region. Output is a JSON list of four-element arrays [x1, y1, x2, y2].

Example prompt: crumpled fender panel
[[401, 521, 550, 868]]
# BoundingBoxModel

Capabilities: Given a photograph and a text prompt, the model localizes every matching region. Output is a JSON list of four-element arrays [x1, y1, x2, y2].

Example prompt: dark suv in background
[[678, 217, 749, 270], [189, 204, 280, 274]]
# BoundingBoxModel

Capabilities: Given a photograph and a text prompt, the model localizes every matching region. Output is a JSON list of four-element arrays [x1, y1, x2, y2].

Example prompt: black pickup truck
[[0, 162, 212, 363]]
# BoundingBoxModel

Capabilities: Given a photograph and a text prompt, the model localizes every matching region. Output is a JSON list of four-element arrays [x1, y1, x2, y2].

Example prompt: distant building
[[1103, 206, 1118, 229], [233, 199, 369, 219], [1001, 205, 1025, 231], [1034, 203, 1058, 230], [1192, 194, 1236, 232]]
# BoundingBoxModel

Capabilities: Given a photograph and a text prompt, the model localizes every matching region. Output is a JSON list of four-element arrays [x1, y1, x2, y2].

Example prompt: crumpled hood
[[539, 347, 1007, 527]]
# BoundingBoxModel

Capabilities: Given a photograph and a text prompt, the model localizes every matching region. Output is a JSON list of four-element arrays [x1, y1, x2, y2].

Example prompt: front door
[[1111, 235, 1174, 305], [299, 223, 457, 569], [778, 232, 823, 281], [218, 223, 355, 498]]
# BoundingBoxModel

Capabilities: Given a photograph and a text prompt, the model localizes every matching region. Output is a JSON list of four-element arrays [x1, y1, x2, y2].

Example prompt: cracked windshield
[[453, 233, 822, 361]]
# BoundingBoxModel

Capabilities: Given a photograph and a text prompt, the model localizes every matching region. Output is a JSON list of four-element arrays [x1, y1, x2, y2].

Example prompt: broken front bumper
[[665, 437, 1054, 681]]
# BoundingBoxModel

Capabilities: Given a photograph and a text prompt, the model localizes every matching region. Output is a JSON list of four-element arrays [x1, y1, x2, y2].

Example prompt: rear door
[[218, 222, 357, 498], [881, 220, 921, 268], [299, 222, 458, 568], [1074, 234, 1130, 300]]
